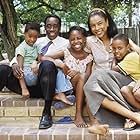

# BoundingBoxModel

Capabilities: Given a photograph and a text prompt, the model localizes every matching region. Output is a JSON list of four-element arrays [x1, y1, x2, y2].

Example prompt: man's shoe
[[39, 114, 52, 129]]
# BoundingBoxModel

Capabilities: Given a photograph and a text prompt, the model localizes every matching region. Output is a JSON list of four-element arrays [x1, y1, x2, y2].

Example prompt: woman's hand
[[12, 63, 23, 79], [129, 38, 140, 55]]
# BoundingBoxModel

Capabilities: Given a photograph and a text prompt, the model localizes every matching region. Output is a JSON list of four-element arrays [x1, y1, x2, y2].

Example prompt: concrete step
[[0, 91, 140, 140]]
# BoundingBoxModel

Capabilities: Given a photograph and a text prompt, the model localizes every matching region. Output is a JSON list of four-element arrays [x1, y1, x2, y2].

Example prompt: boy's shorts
[[24, 66, 38, 86]]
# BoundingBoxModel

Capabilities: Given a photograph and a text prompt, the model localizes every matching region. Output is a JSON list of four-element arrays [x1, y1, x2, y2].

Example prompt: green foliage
[[113, 4, 129, 27], [0, 12, 2, 24], [0, 0, 139, 59], [15, 0, 49, 24], [9, 0, 140, 31], [15, 0, 138, 24], [58, 0, 91, 25]]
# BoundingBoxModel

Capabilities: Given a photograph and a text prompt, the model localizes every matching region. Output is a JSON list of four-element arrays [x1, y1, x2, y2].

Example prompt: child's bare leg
[[19, 78, 29, 98], [53, 92, 73, 105], [102, 97, 140, 125], [121, 86, 140, 109], [71, 74, 88, 128]]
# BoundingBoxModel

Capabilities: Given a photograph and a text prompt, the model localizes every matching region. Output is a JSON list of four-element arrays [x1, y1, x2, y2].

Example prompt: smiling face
[[69, 30, 86, 52], [24, 29, 39, 46], [89, 14, 108, 39], [112, 39, 130, 61], [45, 17, 60, 40]]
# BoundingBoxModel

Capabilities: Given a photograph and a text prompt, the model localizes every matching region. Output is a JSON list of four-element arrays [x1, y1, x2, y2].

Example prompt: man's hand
[[12, 63, 23, 79]]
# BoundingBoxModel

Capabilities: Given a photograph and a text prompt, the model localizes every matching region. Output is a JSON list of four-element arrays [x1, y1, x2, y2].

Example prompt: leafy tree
[[0, 0, 17, 60], [0, 0, 139, 60]]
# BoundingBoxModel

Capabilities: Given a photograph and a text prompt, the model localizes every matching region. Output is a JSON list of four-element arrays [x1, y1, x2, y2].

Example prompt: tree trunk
[[0, 0, 18, 61]]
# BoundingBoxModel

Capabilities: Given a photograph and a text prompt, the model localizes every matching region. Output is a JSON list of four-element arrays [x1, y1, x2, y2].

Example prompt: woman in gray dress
[[84, 8, 140, 134]]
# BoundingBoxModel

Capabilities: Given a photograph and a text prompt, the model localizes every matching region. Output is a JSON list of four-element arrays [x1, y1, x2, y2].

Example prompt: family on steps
[[1, 8, 140, 136]]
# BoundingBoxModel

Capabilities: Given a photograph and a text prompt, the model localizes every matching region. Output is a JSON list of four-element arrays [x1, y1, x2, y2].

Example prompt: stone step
[[0, 92, 75, 119], [0, 119, 140, 140], [0, 92, 87, 120], [0, 91, 140, 140]]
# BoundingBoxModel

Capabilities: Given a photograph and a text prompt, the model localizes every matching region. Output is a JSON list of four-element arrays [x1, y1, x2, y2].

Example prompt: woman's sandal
[[123, 119, 138, 131]]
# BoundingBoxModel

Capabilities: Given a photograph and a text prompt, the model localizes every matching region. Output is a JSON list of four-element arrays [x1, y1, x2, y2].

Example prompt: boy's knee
[[121, 86, 129, 97], [134, 90, 140, 102]]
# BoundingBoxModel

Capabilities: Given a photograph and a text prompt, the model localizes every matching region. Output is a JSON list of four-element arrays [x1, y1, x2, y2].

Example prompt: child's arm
[[10, 57, 24, 79], [16, 55, 24, 70], [16, 55, 24, 79], [111, 58, 120, 72], [15, 45, 25, 76]]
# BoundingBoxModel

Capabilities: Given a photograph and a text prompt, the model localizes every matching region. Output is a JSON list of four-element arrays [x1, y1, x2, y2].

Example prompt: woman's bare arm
[[129, 39, 140, 53], [84, 61, 93, 81]]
